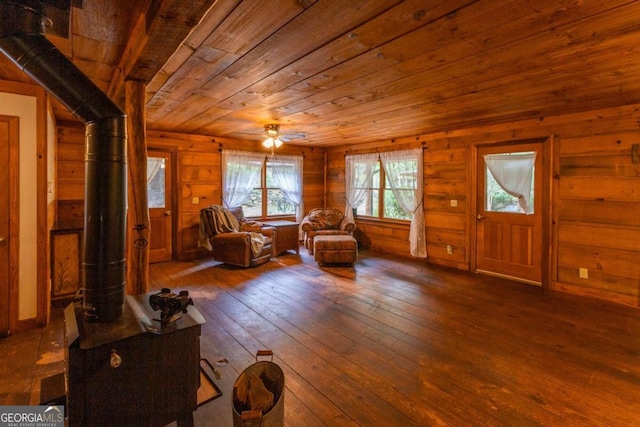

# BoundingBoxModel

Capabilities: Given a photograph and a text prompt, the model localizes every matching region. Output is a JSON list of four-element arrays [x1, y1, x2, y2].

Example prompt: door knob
[[0, 236, 6, 244], [476, 214, 485, 220], [164, 210, 172, 216]]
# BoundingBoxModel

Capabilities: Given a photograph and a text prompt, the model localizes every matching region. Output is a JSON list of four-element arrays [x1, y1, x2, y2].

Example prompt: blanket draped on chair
[[198, 205, 265, 256]]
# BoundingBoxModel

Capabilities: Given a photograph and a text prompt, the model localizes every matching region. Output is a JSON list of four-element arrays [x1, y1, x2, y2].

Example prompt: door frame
[[147, 148, 176, 263], [469, 136, 553, 288], [0, 115, 19, 336]]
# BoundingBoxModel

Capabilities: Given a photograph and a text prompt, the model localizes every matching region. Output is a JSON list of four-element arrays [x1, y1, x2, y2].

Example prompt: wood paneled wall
[[326, 105, 640, 308], [555, 132, 640, 306], [56, 103, 640, 307], [325, 137, 469, 267], [55, 122, 325, 260], [56, 124, 84, 228]]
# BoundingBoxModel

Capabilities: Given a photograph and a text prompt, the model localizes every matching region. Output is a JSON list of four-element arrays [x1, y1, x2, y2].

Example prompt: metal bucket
[[233, 350, 285, 427]]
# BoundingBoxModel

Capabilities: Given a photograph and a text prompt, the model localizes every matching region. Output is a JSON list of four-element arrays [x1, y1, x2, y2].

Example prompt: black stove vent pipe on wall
[[0, 0, 127, 322]]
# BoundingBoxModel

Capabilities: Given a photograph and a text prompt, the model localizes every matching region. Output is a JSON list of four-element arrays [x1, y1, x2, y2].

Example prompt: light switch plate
[[579, 268, 588, 279]]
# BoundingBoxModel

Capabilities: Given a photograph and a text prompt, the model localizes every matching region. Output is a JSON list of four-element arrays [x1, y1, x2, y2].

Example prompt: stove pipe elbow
[[0, 0, 128, 322]]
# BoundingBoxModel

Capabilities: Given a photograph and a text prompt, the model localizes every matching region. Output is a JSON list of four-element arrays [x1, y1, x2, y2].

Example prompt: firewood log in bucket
[[233, 350, 285, 427]]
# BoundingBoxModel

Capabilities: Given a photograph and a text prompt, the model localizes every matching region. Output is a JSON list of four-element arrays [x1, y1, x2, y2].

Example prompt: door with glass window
[[147, 151, 173, 263], [476, 142, 543, 285]]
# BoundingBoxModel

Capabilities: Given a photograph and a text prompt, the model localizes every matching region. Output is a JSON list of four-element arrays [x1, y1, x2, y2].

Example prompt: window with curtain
[[484, 151, 536, 214], [345, 153, 379, 223], [351, 159, 411, 221], [222, 149, 264, 210], [147, 157, 165, 208], [380, 149, 425, 258], [346, 149, 426, 258], [223, 150, 303, 220], [269, 154, 304, 222]]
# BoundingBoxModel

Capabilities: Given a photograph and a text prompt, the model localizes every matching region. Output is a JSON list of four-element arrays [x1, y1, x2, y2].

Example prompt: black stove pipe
[[0, 0, 127, 322]]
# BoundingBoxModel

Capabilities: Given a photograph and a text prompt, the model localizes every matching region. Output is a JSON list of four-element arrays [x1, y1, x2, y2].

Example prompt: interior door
[[476, 142, 543, 285], [147, 151, 173, 263], [0, 117, 14, 336]]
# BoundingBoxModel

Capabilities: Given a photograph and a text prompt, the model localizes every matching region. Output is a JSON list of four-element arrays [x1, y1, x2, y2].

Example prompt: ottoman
[[314, 235, 358, 266]]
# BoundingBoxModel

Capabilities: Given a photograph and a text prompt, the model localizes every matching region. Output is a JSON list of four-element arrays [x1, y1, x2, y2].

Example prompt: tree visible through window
[[346, 149, 425, 257], [354, 160, 411, 221], [242, 159, 297, 218], [484, 151, 536, 214]]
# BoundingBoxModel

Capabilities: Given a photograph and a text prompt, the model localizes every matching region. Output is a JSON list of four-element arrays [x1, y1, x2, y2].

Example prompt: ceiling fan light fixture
[[263, 124, 284, 151], [262, 137, 275, 148], [264, 124, 280, 138], [262, 137, 283, 148]]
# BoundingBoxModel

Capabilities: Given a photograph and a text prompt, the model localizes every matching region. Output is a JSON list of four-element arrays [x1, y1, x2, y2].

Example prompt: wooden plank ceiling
[[2, 0, 640, 147]]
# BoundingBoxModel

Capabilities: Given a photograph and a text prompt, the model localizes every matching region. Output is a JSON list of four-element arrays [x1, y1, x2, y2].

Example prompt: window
[[243, 160, 297, 218], [345, 149, 425, 257], [484, 151, 536, 214], [222, 150, 303, 221], [147, 157, 165, 208], [354, 160, 411, 221], [485, 167, 534, 213]]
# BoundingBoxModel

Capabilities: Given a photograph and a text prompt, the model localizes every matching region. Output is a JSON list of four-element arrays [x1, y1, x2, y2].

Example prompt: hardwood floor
[[2, 248, 640, 426]]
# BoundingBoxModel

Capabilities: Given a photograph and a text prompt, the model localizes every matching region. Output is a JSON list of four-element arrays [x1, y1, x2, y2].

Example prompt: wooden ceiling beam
[[3, 0, 634, 146], [107, 0, 219, 104]]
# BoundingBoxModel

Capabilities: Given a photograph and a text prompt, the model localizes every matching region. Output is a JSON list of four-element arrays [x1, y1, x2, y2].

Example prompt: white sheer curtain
[[380, 148, 426, 258], [147, 157, 163, 183], [344, 153, 378, 224], [484, 152, 536, 214], [270, 154, 304, 223], [222, 150, 264, 208]]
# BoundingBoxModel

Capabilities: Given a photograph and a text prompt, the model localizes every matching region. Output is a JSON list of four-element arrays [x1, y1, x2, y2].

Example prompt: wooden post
[[125, 79, 149, 295]]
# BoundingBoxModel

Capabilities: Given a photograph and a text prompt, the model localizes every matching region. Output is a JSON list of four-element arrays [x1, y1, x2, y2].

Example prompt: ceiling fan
[[262, 124, 284, 149], [262, 124, 306, 151]]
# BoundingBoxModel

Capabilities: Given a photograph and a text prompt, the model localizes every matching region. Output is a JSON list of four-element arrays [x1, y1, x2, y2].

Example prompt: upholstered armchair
[[198, 205, 275, 267], [300, 208, 356, 254]]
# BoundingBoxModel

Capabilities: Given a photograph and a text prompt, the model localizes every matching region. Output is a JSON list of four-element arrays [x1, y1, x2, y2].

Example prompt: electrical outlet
[[450, 199, 458, 207], [192, 197, 199, 205], [446, 245, 453, 255], [579, 268, 589, 279]]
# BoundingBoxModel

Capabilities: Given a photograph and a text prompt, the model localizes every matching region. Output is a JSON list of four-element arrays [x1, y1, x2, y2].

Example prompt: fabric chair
[[300, 208, 356, 254], [198, 205, 275, 267]]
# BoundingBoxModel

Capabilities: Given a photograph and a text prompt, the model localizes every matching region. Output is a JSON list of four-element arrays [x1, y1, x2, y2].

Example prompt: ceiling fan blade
[[282, 133, 306, 141]]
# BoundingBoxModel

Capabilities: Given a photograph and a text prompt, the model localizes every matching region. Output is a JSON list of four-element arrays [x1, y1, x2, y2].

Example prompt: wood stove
[[65, 293, 205, 427], [0, 3, 206, 426]]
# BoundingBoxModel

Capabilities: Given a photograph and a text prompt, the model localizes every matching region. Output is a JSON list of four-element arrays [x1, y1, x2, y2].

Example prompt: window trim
[[355, 159, 411, 222], [246, 158, 297, 220]]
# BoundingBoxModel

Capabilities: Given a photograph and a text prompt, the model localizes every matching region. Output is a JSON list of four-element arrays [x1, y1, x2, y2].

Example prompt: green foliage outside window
[[355, 160, 413, 221], [241, 161, 296, 218]]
